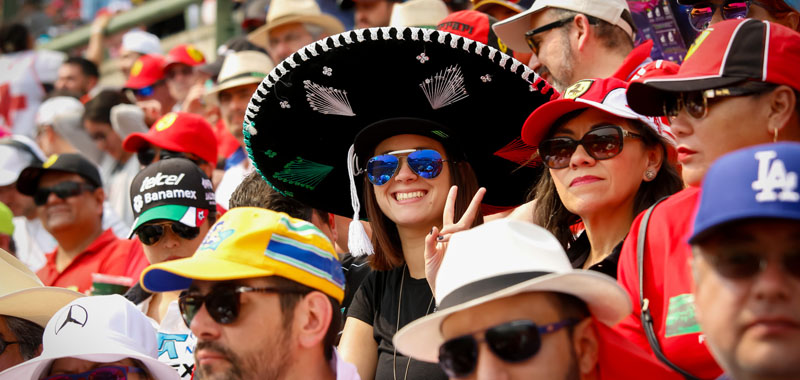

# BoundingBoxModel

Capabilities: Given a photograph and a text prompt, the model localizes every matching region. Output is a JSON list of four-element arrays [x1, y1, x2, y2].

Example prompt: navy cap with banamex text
[[690, 142, 800, 243], [129, 158, 216, 237]]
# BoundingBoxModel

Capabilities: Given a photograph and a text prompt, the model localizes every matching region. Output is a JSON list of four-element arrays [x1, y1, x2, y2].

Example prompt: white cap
[[493, 0, 634, 52], [0, 294, 179, 380], [122, 30, 162, 55], [389, 0, 450, 28], [35, 97, 85, 127], [0, 135, 46, 186]]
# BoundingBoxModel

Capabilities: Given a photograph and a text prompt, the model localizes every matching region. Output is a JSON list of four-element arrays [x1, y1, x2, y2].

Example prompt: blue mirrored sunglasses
[[133, 85, 155, 97], [366, 149, 448, 186]]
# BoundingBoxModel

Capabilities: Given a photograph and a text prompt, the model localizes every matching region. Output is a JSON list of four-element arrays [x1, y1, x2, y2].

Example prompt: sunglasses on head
[[136, 221, 201, 246], [179, 285, 307, 327], [43, 366, 145, 380], [33, 181, 96, 206], [687, 1, 750, 31], [538, 125, 642, 170], [367, 149, 449, 186], [438, 319, 579, 378], [0, 337, 18, 356], [703, 251, 800, 279], [663, 83, 776, 120], [136, 147, 198, 166]]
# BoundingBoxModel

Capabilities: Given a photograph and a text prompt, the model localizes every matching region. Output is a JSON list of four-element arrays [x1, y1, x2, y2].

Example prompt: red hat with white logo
[[627, 18, 800, 116], [124, 54, 166, 89], [437, 10, 516, 57], [521, 77, 676, 151], [122, 112, 218, 165], [164, 44, 206, 70]]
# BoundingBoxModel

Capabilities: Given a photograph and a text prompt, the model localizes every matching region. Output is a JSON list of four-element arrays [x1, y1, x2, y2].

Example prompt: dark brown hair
[[530, 110, 684, 249], [363, 153, 483, 271], [229, 171, 329, 224]]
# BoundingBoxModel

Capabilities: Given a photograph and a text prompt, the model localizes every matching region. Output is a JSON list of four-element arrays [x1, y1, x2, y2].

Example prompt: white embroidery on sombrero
[[382, 27, 392, 40], [309, 44, 320, 57], [488, 48, 497, 61], [252, 92, 264, 103], [317, 39, 330, 53], [277, 65, 288, 76], [285, 56, 298, 68], [332, 37, 342, 48], [304, 80, 355, 116], [511, 60, 522, 73], [499, 53, 511, 68], [420, 65, 469, 110], [245, 110, 257, 121], [298, 47, 309, 61], [245, 122, 258, 136], [462, 38, 473, 52], [257, 86, 268, 96], [474, 41, 486, 55], [370, 28, 379, 40], [438, 31, 447, 44], [355, 29, 366, 42], [422, 28, 434, 42], [411, 28, 420, 41]]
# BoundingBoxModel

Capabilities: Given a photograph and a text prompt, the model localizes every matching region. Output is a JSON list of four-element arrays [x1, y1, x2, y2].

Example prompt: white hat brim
[[0, 287, 84, 327], [247, 14, 345, 48], [492, 2, 548, 52], [0, 348, 179, 380], [393, 270, 632, 363]]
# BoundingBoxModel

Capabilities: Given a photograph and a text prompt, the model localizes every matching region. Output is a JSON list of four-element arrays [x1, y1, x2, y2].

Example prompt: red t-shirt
[[37, 229, 140, 293], [612, 40, 654, 82], [615, 188, 723, 379], [594, 320, 682, 380]]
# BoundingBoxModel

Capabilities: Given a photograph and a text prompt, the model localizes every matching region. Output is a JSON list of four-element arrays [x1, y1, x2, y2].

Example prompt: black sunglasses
[[0, 337, 19, 356], [137, 147, 197, 166], [538, 125, 642, 170], [524, 16, 597, 54], [33, 181, 96, 206], [663, 84, 776, 120], [179, 285, 307, 327], [703, 251, 800, 280], [439, 319, 579, 378], [136, 221, 202, 246]]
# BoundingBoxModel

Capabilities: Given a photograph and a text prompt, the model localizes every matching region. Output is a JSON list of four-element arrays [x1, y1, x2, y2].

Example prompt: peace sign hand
[[425, 185, 486, 294]]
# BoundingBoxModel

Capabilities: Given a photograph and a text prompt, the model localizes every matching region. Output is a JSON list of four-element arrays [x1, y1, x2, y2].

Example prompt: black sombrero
[[244, 27, 557, 244]]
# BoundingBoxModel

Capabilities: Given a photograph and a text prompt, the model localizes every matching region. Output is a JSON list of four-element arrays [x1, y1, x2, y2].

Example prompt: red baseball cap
[[122, 112, 218, 165], [437, 10, 516, 57], [124, 54, 166, 89], [164, 44, 206, 70], [627, 19, 800, 116], [521, 77, 675, 151]]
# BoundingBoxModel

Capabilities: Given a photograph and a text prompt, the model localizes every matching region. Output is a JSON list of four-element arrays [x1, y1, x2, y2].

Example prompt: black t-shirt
[[566, 232, 624, 279], [340, 252, 371, 317], [348, 266, 447, 380]]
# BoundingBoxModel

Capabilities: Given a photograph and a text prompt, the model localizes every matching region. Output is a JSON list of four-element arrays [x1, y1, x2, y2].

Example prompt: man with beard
[[492, 0, 647, 92], [139, 207, 360, 380]]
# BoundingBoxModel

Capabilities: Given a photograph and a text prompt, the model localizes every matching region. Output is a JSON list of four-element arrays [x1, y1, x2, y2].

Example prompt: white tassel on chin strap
[[347, 144, 374, 256]]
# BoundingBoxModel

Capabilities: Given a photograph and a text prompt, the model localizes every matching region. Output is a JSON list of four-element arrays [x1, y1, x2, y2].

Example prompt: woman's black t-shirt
[[347, 266, 447, 380]]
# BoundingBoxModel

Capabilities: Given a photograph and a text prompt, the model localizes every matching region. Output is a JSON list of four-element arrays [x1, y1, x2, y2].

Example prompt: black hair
[[0, 23, 30, 54], [2, 315, 43, 360], [229, 171, 329, 224], [83, 90, 132, 125], [63, 56, 99, 79]]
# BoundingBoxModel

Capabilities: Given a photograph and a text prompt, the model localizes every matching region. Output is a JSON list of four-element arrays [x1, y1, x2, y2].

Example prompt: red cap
[[165, 44, 206, 70], [522, 77, 675, 149], [124, 54, 166, 89], [123, 112, 218, 165], [628, 19, 800, 116], [437, 10, 516, 57]]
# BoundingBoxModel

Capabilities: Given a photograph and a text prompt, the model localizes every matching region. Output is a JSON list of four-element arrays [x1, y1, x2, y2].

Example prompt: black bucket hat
[[244, 27, 557, 237]]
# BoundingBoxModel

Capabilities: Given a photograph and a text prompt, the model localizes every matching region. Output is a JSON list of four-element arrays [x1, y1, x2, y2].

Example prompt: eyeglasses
[[43, 366, 145, 380], [538, 125, 642, 170], [438, 319, 579, 378], [179, 285, 307, 327], [0, 337, 19, 356], [687, 1, 750, 31], [136, 147, 199, 166], [136, 221, 202, 246], [663, 84, 775, 120], [33, 181, 96, 206], [703, 251, 800, 279], [366, 149, 450, 186], [524, 16, 597, 54]]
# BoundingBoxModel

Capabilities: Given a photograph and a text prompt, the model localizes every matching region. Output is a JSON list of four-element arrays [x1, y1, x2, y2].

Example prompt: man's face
[[526, 9, 577, 92], [267, 22, 316, 64], [36, 172, 103, 235], [355, 0, 394, 29], [189, 278, 294, 380], [0, 183, 35, 218], [165, 63, 198, 103], [219, 83, 259, 147], [0, 316, 26, 372], [440, 292, 585, 380], [55, 64, 93, 95], [140, 219, 211, 265], [693, 220, 800, 380], [84, 120, 128, 163]]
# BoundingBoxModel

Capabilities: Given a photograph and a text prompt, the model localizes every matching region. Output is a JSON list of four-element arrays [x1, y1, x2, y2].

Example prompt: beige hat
[[247, 0, 345, 49], [493, 0, 635, 52], [205, 50, 275, 99], [389, 0, 450, 28], [0, 249, 84, 327]]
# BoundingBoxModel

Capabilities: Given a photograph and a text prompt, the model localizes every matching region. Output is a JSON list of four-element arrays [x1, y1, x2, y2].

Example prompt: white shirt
[[137, 298, 197, 379], [214, 160, 253, 211], [11, 216, 55, 272]]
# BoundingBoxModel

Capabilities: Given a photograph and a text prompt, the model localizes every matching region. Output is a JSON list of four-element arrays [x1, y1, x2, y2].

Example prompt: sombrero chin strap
[[347, 144, 374, 256]]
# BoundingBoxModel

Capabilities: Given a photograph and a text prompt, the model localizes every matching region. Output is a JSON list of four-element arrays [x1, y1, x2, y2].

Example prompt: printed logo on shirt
[[665, 293, 701, 338], [157, 332, 195, 379], [752, 150, 799, 202]]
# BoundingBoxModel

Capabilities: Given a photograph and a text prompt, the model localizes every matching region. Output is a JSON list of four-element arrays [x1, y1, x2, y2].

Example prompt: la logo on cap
[[564, 80, 593, 100], [155, 113, 179, 132], [752, 150, 799, 202]]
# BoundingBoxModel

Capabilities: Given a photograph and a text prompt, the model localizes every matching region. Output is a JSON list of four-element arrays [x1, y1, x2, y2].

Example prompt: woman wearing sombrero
[[244, 27, 556, 380]]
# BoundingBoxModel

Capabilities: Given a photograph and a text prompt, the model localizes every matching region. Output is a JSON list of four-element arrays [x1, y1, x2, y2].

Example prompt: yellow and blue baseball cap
[[140, 207, 345, 302]]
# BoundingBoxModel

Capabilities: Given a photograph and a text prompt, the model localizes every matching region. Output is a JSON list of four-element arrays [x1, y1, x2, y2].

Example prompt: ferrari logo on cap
[[43, 154, 59, 168], [186, 45, 204, 63], [131, 59, 144, 77], [155, 113, 179, 132], [563, 80, 593, 100], [685, 28, 713, 63]]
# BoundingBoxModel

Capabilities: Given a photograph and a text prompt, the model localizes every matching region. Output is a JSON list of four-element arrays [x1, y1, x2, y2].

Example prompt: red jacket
[[614, 188, 723, 379], [594, 320, 682, 380]]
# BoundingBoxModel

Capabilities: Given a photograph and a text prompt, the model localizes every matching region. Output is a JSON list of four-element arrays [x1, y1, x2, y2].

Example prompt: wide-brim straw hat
[[205, 50, 275, 99], [247, 0, 346, 49]]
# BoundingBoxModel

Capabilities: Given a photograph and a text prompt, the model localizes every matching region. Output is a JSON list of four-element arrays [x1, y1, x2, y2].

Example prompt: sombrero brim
[[247, 14, 346, 48], [0, 287, 84, 327], [393, 270, 632, 363], [244, 27, 558, 218]]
